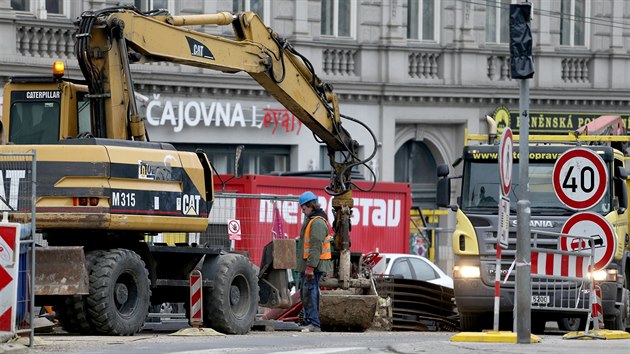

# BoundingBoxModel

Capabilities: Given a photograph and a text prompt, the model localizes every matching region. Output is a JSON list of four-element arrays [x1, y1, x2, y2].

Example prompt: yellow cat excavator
[[1, 6, 377, 334]]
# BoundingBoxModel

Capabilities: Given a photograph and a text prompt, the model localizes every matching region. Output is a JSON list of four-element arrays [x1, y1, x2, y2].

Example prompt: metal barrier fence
[[146, 192, 300, 266], [145, 192, 300, 322], [0, 152, 36, 346], [529, 230, 595, 330]]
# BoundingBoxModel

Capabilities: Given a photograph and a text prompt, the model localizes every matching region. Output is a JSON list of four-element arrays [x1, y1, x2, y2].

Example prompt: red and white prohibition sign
[[552, 148, 608, 210], [559, 212, 616, 271], [228, 219, 242, 241], [498, 128, 513, 196]]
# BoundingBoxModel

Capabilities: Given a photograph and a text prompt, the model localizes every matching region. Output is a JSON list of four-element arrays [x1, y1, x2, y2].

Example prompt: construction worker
[[297, 191, 333, 332]]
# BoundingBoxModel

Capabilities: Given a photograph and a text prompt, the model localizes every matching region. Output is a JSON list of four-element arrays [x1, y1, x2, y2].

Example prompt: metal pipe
[[166, 12, 234, 26]]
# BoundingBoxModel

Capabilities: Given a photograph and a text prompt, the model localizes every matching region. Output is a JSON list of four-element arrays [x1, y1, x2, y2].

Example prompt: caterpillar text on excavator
[[1, 6, 378, 335]]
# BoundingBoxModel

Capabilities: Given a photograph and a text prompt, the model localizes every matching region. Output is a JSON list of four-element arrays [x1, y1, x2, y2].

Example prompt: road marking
[[269, 348, 366, 354]]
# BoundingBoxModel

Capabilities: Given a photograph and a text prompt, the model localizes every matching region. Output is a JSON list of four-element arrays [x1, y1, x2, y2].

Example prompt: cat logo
[[493, 106, 510, 133], [177, 194, 201, 216], [185, 36, 214, 60]]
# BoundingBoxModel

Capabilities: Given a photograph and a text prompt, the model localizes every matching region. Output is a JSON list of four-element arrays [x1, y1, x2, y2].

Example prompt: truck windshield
[[9, 100, 60, 144], [461, 160, 612, 215]]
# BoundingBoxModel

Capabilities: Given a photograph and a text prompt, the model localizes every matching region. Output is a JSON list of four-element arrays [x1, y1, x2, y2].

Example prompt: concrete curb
[[0, 343, 28, 354]]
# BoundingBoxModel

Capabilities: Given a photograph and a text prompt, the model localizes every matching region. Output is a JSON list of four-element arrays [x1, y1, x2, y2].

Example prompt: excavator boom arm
[[77, 8, 354, 152], [76, 7, 369, 264]]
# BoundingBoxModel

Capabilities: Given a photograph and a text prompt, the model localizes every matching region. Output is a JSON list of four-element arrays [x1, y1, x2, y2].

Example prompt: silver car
[[371, 253, 453, 289]]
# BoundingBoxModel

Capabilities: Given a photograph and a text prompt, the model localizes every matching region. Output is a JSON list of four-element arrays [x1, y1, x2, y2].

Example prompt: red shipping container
[[212, 174, 411, 266]]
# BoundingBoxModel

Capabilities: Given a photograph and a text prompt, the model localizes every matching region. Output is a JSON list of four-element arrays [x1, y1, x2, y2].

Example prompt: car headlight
[[591, 269, 617, 282], [454, 265, 480, 278]]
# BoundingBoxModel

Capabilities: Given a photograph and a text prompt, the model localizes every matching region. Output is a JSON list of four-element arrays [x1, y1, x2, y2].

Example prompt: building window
[[395, 140, 437, 209], [45, 0, 62, 14], [561, 0, 587, 47], [10, 0, 29, 11], [173, 144, 289, 175], [11, 0, 68, 17], [485, 0, 511, 44], [321, 0, 356, 37], [118, 0, 171, 11], [407, 0, 438, 41], [233, 0, 270, 23]]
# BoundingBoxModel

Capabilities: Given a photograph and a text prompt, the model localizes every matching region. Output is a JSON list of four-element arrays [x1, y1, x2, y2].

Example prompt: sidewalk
[[389, 333, 630, 354]]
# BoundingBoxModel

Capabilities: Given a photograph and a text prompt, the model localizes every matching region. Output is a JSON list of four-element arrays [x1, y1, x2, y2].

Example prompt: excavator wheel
[[54, 250, 105, 334], [86, 248, 151, 335], [54, 295, 91, 334], [202, 253, 259, 334]]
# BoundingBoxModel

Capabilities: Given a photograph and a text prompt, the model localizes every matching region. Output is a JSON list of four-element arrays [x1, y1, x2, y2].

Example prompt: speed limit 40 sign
[[552, 148, 608, 210]]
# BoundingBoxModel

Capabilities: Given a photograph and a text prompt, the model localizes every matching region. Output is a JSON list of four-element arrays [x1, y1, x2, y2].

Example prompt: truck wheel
[[202, 254, 258, 334], [459, 312, 489, 331], [606, 288, 629, 331], [557, 317, 581, 331], [86, 249, 151, 335], [531, 318, 547, 334], [54, 250, 105, 334]]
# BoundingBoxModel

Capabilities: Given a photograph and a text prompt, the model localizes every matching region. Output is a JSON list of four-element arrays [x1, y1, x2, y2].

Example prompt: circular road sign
[[560, 212, 616, 271], [552, 148, 608, 210], [498, 128, 513, 196], [228, 219, 242, 240]]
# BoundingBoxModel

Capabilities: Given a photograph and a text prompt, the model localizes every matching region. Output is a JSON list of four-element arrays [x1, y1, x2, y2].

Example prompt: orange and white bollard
[[591, 284, 604, 330]]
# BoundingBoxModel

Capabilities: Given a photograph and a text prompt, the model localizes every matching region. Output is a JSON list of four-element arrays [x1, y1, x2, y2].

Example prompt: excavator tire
[[54, 250, 105, 334], [202, 253, 258, 334], [86, 248, 151, 335], [55, 295, 91, 334]]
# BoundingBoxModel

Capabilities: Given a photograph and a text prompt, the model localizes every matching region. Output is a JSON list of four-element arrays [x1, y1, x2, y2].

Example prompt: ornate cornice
[[132, 83, 630, 109]]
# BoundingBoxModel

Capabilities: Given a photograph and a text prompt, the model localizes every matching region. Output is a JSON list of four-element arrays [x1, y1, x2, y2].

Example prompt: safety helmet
[[299, 191, 318, 206]]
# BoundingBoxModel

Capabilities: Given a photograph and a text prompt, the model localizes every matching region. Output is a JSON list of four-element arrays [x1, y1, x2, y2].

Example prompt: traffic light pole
[[510, 1, 534, 343], [515, 79, 531, 344]]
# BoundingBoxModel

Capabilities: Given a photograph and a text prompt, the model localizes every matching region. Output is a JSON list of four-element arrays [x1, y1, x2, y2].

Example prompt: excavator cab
[[2, 63, 90, 144]]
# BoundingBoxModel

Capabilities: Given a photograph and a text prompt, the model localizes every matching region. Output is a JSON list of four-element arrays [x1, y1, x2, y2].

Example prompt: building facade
[[0, 0, 629, 270]]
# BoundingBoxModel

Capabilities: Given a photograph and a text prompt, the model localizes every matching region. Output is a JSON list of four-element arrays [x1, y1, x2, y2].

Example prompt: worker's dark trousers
[[300, 272, 323, 328]]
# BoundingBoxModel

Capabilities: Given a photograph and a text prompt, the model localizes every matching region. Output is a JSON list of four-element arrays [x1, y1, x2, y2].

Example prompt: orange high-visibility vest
[[303, 216, 332, 260]]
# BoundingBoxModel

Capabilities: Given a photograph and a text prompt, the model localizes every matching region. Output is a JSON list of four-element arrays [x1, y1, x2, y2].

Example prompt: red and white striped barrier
[[189, 269, 203, 328], [531, 251, 591, 278], [0, 223, 21, 336], [592, 285, 604, 330]]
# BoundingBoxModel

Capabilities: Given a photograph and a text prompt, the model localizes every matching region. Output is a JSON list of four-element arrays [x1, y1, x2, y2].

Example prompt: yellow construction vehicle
[[437, 115, 630, 333], [2, 6, 376, 335]]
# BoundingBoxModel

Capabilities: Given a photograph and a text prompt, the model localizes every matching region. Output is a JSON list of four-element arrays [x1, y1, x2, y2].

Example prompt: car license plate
[[531, 295, 550, 305]]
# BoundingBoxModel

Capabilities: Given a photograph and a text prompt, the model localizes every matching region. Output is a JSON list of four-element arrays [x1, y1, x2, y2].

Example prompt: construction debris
[[375, 277, 459, 331]]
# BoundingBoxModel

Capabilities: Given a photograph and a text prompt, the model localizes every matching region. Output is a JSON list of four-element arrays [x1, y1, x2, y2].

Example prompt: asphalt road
[[18, 320, 630, 354]]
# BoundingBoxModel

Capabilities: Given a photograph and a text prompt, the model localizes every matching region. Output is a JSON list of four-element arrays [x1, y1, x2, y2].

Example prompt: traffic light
[[510, 3, 534, 79]]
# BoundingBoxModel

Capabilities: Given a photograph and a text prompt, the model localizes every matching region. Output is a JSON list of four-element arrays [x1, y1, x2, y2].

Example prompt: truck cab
[[438, 128, 630, 332]]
